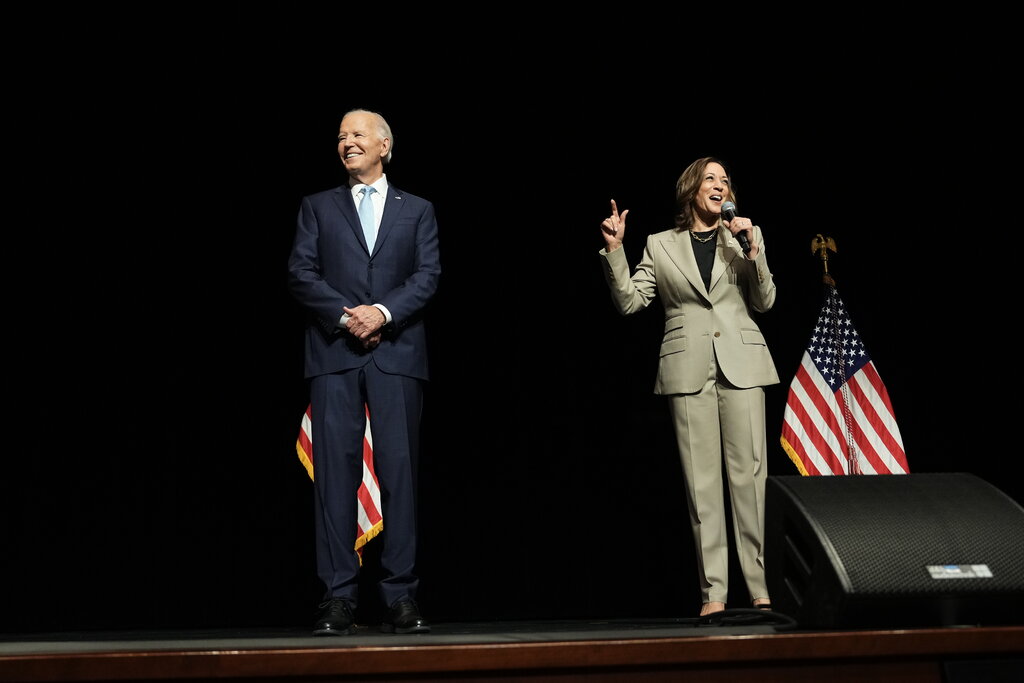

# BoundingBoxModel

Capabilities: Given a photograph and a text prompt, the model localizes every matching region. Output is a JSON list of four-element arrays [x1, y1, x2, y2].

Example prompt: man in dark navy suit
[[288, 109, 440, 635]]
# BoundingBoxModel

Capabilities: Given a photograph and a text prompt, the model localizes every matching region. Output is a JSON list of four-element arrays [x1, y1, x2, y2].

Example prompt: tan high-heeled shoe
[[700, 601, 726, 616]]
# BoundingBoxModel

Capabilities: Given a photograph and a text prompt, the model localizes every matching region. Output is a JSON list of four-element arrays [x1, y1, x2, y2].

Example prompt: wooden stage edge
[[2, 625, 1023, 682]]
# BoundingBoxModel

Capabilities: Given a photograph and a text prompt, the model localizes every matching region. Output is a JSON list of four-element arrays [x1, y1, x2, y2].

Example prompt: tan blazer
[[600, 226, 780, 395]]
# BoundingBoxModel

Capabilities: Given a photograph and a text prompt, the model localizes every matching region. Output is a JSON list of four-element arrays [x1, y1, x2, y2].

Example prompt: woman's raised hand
[[600, 199, 629, 251]]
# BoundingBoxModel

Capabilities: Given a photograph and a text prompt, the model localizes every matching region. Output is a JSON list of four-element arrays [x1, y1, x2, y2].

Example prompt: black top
[[690, 228, 718, 292]]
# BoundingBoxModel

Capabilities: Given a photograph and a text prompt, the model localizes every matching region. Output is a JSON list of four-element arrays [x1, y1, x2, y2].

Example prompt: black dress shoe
[[313, 598, 357, 636], [380, 599, 430, 634]]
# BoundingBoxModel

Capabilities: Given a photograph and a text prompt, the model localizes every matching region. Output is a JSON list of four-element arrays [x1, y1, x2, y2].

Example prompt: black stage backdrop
[[4, 16, 1014, 632]]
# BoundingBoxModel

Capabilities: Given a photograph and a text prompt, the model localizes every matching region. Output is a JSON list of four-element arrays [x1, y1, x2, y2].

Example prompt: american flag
[[780, 284, 909, 475], [296, 403, 383, 559]]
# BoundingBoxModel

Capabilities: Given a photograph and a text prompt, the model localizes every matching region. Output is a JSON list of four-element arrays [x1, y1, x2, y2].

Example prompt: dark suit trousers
[[311, 358, 423, 609]]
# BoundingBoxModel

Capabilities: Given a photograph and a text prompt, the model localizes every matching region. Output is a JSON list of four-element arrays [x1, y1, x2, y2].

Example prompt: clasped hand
[[344, 305, 384, 349]]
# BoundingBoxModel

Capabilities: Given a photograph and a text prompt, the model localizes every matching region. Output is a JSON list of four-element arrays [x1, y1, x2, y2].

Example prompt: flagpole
[[809, 234, 863, 473]]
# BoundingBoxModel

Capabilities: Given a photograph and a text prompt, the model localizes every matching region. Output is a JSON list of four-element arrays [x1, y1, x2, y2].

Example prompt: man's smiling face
[[337, 111, 390, 180]]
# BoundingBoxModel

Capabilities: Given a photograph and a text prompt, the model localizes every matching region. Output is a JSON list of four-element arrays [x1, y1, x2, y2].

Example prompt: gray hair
[[343, 108, 393, 164]]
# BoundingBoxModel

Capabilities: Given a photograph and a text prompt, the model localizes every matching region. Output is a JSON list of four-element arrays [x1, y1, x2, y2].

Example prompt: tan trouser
[[669, 352, 769, 606]]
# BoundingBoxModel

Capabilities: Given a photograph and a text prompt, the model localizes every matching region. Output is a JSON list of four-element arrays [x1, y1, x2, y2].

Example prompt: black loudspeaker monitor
[[766, 472, 1024, 629]]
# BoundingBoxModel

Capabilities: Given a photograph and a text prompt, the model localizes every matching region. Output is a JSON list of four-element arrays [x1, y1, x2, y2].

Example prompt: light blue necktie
[[358, 185, 377, 251]]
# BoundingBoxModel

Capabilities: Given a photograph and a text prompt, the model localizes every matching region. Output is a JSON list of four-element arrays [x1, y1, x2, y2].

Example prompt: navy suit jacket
[[288, 182, 441, 381]]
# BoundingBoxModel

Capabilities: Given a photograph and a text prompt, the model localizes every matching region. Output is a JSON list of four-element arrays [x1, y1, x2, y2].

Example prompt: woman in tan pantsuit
[[598, 157, 779, 616]]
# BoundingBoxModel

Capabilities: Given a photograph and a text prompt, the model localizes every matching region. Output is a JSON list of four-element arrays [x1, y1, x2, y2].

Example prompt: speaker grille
[[767, 473, 1024, 627]]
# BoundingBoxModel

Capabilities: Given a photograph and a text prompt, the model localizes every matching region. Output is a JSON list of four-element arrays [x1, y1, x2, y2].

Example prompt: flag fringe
[[779, 436, 810, 476], [355, 521, 384, 552], [296, 443, 314, 481]]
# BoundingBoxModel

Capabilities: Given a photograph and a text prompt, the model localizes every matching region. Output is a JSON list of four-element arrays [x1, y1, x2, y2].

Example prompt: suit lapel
[[329, 183, 406, 256], [662, 229, 745, 299], [661, 230, 710, 300], [708, 231, 744, 293], [330, 186, 368, 251], [374, 184, 405, 255]]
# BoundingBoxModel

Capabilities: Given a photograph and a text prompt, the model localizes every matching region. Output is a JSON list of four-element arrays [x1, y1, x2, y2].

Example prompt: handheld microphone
[[721, 201, 750, 254]]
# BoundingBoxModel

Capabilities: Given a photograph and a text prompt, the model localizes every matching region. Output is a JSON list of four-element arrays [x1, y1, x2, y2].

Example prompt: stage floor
[[0, 612, 792, 656], [2, 614, 1022, 682]]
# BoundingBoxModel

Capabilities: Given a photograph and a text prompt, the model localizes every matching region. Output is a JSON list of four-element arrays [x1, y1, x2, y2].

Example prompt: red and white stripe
[[297, 403, 383, 555], [781, 354, 908, 475]]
